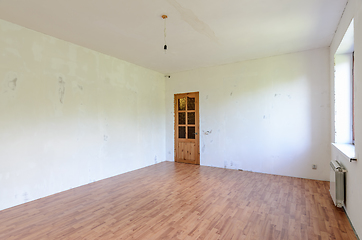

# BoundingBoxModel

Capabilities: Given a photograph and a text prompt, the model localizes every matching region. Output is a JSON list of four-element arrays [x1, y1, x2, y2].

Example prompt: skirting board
[[343, 206, 360, 240]]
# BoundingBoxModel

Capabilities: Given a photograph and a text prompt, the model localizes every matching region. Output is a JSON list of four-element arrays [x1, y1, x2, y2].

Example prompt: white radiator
[[330, 160, 347, 208]]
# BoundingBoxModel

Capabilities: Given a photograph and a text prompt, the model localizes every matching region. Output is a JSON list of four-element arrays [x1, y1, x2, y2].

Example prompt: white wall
[[0, 19, 166, 210], [166, 48, 331, 181], [330, 0, 362, 237]]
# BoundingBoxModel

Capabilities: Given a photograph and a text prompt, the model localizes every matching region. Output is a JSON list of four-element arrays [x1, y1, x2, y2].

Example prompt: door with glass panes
[[174, 92, 200, 164]]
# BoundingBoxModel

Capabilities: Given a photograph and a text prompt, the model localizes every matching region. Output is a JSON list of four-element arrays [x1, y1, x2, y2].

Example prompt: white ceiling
[[0, 0, 347, 74]]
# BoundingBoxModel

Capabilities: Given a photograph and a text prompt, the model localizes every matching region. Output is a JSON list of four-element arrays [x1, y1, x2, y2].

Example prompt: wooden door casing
[[174, 92, 200, 165]]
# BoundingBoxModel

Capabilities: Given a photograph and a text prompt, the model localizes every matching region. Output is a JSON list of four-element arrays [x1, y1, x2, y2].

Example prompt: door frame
[[174, 92, 200, 165]]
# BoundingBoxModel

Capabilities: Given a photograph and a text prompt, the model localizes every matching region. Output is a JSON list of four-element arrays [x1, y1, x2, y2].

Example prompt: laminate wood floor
[[0, 162, 357, 240]]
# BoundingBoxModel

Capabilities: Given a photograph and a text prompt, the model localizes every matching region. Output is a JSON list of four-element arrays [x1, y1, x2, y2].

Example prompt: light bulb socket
[[164, 45, 167, 50]]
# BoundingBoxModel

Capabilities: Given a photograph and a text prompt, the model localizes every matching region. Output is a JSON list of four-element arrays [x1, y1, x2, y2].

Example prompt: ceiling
[[0, 0, 347, 74]]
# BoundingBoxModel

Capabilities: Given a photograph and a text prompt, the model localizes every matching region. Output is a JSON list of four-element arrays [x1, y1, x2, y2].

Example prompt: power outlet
[[312, 164, 317, 170]]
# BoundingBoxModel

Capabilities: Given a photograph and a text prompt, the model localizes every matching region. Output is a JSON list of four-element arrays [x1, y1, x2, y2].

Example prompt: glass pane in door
[[188, 126, 195, 139], [178, 112, 186, 125], [179, 126, 186, 139], [187, 112, 195, 124], [178, 97, 186, 111], [187, 97, 195, 110]]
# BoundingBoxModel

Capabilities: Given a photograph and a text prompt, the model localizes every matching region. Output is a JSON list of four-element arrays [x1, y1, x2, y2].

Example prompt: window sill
[[332, 143, 357, 162]]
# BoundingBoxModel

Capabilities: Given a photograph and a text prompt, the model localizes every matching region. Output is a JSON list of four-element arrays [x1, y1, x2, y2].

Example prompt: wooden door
[[174, 92, 200, 164]]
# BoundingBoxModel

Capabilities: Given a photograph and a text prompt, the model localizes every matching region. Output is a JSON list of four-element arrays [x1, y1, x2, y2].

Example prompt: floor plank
[[0, 162, 357, 240]]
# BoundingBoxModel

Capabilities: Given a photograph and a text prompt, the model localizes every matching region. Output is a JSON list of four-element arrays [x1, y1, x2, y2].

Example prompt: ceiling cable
[[162, 15, 168, 53]]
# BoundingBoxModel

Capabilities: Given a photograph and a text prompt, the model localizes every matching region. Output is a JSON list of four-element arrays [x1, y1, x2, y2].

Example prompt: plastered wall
[[0, 19, 166, 210], [166, 48, 331, 181], [330, 0, 362, 237]]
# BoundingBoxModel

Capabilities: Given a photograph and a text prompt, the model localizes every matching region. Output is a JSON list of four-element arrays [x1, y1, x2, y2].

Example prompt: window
[[334, 19, 354, 144], [352, 51, 355, 144]]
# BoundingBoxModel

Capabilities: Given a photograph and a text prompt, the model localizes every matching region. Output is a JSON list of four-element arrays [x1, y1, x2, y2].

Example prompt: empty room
[[0, 0, 361, 239]]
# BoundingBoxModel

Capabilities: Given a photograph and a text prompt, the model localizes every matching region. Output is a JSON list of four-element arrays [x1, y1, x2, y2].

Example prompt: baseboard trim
[[343, 206, 360, 240]]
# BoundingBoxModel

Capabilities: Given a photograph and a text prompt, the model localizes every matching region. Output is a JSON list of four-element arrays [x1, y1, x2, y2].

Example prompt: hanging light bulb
[[162, 15, 168, 54]]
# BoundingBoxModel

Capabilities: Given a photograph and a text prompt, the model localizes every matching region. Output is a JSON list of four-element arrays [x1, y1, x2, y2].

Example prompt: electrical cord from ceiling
[[162, 15, 168, 53]]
